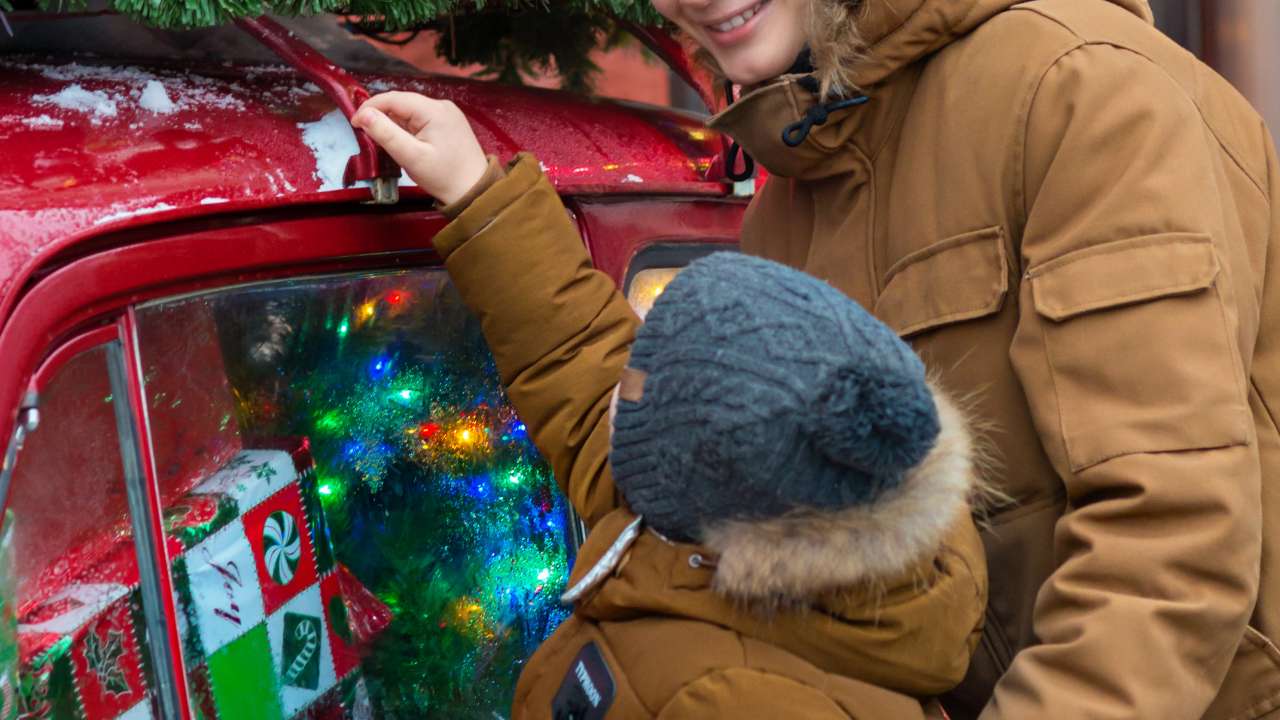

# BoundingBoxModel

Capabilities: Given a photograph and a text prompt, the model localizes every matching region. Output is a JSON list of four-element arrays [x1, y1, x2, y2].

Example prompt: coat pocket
[[874, 226, 1009, 337], [1204, 626, 1280, 719], [1025, 232, 1250, 472]]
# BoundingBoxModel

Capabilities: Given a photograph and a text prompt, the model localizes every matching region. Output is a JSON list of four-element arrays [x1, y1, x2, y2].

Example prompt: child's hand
[[352, 91, 489, 207]]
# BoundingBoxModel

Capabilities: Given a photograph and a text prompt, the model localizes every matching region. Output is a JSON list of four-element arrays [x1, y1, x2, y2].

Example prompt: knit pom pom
[[811, 364, 940, 477]]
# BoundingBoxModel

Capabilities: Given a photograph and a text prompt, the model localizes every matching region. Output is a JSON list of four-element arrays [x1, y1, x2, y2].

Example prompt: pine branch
[[12, 0, 668, 92]]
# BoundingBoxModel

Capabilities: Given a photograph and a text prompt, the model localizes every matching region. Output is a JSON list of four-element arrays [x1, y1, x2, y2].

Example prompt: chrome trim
[[106, 340, 182, 720]]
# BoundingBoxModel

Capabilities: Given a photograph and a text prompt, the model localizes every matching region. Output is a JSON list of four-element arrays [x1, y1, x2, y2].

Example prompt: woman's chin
[[721, 57, 800, 87], [713, 36, 808, 88]]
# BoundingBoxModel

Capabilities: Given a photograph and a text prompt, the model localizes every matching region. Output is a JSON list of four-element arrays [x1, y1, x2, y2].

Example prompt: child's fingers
[[359, 91, 438, 134], [352, 106, 429, 167]]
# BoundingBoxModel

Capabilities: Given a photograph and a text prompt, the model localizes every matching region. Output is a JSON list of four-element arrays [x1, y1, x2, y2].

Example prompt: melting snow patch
[[139, 81, 176, 114], [299, 110, 418, 193], [299, 109, 358, 192], [199, 197, 230, 205], [33, 84, 118, 120], [22, 115, 64, 130], [623, 174, 645, 184], [366, 79, 394, 93], [94, 202, 177, 226]]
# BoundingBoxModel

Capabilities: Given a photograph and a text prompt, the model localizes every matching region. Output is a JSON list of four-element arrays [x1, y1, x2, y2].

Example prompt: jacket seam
[[1014, 5, 1267, 199], [1012, 33, 1083, 239], [654, 667, 852, 719]]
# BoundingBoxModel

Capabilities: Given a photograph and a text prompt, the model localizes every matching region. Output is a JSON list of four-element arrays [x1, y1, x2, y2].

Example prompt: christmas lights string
[[221, 275, 574, 717]]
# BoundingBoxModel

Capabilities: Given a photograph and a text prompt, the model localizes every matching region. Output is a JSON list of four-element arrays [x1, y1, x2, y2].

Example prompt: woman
[[354, 1, 1280, 718]]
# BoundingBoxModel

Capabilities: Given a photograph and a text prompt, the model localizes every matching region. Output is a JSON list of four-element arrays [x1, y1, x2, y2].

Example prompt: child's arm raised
[[354, 93, 636, 528]]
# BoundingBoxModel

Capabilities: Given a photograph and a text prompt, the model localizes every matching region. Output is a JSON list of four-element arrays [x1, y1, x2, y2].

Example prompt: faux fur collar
[[701, 385, 978, 602]]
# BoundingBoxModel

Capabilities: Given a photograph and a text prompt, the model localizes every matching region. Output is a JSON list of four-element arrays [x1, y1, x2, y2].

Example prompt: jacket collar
[[709, 0, 1154, 181], [707, 65, 920, 181]]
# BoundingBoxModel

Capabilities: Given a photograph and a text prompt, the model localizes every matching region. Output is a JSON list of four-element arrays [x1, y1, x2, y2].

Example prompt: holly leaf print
[[83, 629, 130, 696]]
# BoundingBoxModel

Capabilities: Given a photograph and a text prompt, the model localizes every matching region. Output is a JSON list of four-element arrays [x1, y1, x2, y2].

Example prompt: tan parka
[[706, 0, 1280, 718], [431, 155, 989, 718]]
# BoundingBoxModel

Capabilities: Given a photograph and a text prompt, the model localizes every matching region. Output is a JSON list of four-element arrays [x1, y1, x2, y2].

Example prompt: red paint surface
[[574, 197, 746, 285], [0, 56, 726, 326]]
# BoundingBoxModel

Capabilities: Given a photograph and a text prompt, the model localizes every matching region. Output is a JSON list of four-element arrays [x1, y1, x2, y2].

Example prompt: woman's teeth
[[711, 1, 766, 32]]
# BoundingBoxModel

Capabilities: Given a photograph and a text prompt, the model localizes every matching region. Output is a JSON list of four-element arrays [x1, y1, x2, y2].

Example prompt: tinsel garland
[[0, 0, 667, 91]]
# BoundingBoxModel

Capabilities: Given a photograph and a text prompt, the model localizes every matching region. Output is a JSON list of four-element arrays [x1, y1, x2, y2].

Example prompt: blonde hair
[[807, 0, 869, 99]]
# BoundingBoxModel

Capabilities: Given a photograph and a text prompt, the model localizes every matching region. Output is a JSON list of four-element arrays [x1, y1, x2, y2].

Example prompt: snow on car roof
[[0, 54, 724, 313]]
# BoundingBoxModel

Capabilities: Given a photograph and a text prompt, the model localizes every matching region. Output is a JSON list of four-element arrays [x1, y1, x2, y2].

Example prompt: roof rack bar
[[236, 16, 402, 204]]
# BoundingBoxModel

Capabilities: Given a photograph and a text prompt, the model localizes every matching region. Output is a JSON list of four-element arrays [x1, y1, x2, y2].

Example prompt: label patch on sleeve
[[552, 642, 616, 720]]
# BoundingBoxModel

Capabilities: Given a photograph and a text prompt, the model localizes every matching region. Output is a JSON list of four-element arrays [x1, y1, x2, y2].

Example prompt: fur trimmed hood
[[564, 384, 982, 606], [704, 384, 979, 602], [808, 0, 1153, 94], [558, 385, 988, 695]]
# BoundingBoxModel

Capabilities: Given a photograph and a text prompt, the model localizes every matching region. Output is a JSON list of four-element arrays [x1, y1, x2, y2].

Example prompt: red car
[[0, 18, 743, 720]]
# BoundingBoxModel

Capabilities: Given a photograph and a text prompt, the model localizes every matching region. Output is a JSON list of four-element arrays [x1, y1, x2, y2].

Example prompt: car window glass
[[626, 267, 682, 319], [6, 344, 162, 719], [133, 270, 574, 719]]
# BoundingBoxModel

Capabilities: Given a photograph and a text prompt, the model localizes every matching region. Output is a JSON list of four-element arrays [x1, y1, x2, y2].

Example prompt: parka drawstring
[[781, 93, 870, 147], [723, 80, 757, 182]]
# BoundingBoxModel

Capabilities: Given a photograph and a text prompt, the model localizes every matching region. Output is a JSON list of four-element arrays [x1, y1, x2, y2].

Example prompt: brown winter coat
[[708, 0, 1280, 718], [431, 155, 989, 717]]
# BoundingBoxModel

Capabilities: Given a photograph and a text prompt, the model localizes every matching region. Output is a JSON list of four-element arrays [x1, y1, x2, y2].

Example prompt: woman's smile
[[701, 0, 773, 48], [651, 0, 808, 86]]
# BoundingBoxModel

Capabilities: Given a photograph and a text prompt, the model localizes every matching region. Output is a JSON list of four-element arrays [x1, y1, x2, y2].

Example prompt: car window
[[4, 343, 162, 719], [132, 270, 575, 719], [626, 267, 681, 319]]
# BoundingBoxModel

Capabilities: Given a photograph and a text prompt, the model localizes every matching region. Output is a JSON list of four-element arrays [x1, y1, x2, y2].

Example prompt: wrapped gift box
[[16, 441, 387, 720]]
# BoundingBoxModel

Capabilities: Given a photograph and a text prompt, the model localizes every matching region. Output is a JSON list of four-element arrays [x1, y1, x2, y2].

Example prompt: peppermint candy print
[[261, 511, 301, 586]]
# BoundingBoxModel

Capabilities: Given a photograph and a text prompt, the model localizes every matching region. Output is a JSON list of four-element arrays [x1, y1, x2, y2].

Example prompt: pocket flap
[[875, 227, 1008, 337], [1029, 233, 1219, 322]]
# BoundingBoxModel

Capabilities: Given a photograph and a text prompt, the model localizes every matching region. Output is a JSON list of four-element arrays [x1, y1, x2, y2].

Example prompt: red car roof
[[0, 55, 725, 314]]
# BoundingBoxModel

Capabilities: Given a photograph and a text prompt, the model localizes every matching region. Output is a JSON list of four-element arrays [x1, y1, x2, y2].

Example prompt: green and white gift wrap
[[15, 443, 382, 720], [174, 446, 367, 719]]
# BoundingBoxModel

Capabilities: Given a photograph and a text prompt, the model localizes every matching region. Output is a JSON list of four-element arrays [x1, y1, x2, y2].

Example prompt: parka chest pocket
[[874, 227, 1010, 338], [1024, 233, 1250, 472]]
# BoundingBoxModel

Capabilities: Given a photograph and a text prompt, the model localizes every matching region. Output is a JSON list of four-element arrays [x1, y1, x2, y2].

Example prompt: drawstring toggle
[[782, 95, 870, 147]]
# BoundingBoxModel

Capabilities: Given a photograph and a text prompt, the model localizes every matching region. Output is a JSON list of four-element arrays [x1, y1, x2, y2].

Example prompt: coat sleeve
[[431, 153, 639, 527], [984, 45, 1262, 718]]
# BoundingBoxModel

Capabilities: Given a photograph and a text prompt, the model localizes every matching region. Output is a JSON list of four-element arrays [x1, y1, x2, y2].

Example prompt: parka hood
[[565, 386, 977, 604], [710, 0, 1153, 180], [703, 385, 977, 601], [556, 388, 986, 695], [823, 0, 1153, 89]]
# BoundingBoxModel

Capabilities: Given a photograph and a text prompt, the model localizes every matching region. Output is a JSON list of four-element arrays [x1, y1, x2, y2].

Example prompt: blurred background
[[1151, 0, 1280, 136]]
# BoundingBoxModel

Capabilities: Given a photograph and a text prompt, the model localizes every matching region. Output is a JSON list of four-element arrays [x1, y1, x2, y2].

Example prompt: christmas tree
[[206, 270, 577, 717], [0, 0, 668, 92]]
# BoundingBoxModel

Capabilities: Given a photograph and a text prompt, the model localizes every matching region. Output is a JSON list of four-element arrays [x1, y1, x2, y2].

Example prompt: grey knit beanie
[[610, 252, 939, 543]]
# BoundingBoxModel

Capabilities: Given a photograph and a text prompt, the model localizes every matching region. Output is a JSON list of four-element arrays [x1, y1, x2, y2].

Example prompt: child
[[354, 98, 986, 719]]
